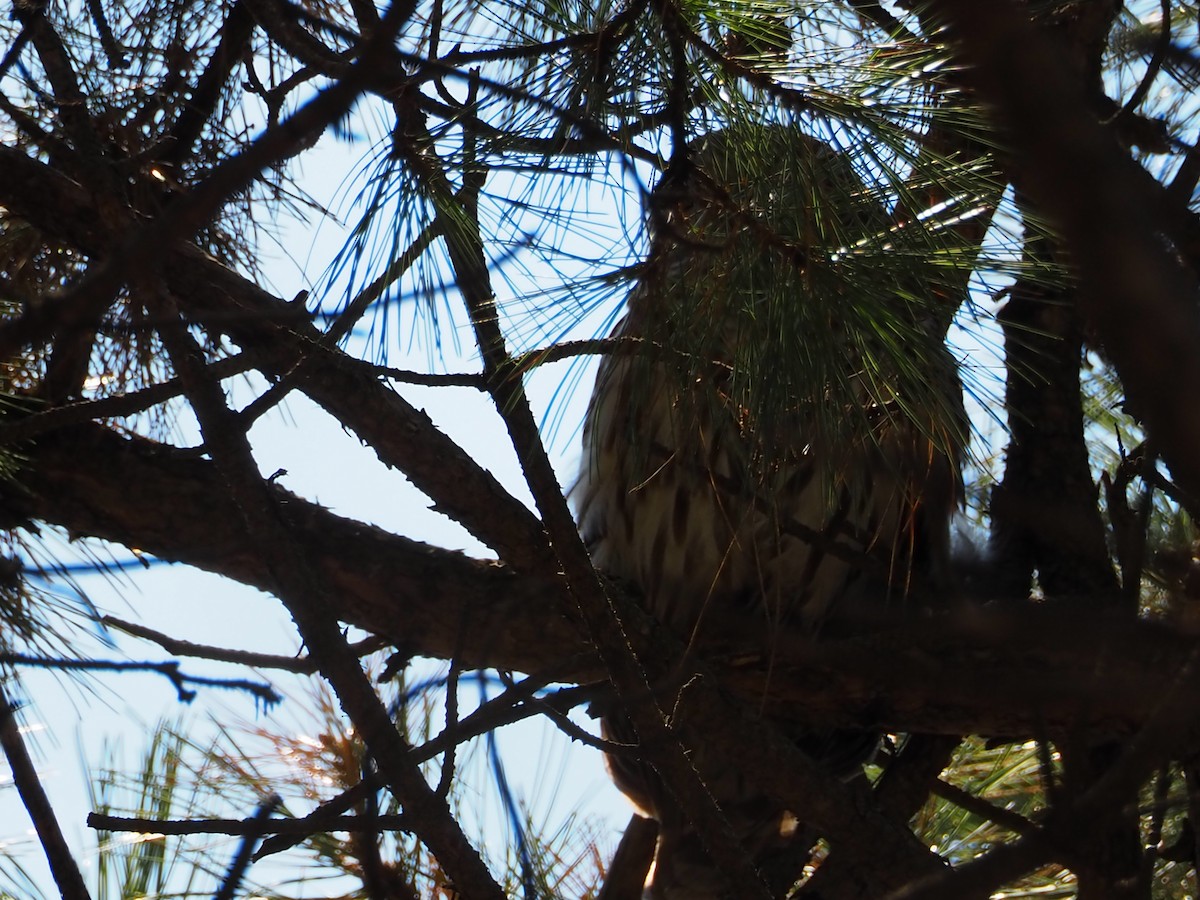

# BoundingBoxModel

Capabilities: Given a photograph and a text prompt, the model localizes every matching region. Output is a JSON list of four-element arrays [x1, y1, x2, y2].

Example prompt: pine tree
[[1, 1, 1199, 897]]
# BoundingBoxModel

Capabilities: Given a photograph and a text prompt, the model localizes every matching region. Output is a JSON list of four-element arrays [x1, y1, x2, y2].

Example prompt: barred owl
[[574, 126, 966, 898]]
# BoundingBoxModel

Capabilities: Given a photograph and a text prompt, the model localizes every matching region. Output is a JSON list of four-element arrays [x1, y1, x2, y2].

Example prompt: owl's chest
[[574, 355, 900, 632]]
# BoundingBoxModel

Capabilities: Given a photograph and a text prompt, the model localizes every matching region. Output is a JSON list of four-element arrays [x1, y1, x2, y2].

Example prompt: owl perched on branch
[[574, 124, 967, 898]]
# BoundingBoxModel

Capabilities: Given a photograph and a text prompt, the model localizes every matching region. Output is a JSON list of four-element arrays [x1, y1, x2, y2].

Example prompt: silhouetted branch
[[934, 0, 1200, 516], [213, 795, 282, 900], [930, 778, 1036, 838], [162, 2, 254, 166], [11, 420, 1200, 743], [252, 678, 601, 861], [399, 85, 774, 898], [88, 810, 409, 836], [0, 688, 93, 900], [0, 653, 282, 705], [101, 615, 387, 672], [0, 353, 259, 447]]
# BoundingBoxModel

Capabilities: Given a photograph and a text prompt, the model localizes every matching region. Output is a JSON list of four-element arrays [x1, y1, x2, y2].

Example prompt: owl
[[574, 125, 966, 897]]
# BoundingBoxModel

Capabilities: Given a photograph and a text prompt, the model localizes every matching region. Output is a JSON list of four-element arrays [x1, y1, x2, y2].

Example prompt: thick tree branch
[[161, 1, 257, 167], [0, 423, 569, 673], [932, 0, 1200, 517], [396, 104, 772, 896], [6, 422, 1200, 745], [0, 145, 552, 571], [153, 256, 504, 897], [11, 418, 1200, 890]]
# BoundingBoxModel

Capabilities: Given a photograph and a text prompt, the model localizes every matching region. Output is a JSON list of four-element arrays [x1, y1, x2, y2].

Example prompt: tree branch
[[0, 144, 553, 571], [7, 422, 1200, 744], [100, 615, 338, 673], [0, 653, 281, 705], [931, 0, 1200, 517], [398, 81, 772, 898], [89, 810, 408, 836], [151, 252, 505, 899], [0, 689, 93, 900], [161, 1, 257, 167]]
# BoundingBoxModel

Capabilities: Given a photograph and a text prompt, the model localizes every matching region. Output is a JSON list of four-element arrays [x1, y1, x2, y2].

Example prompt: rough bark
[[6, 421, 1200, 753]]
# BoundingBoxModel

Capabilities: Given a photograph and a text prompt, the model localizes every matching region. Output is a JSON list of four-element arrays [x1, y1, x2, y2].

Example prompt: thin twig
[[89, 810, 408, 836], [434, 662, 460, 800], [213, 794, 281, 900], [237, 218, 444, 429], [0, 353, 259, 448], [0, 653, 282, 705], [673, 14, 814, 116], [930, 778, 1037, 837], [100, 617, 315, 671], [255, 676, 603, 862], [375, 365, 485, 388], [1107, 0, 1171, 126], [849, 0, 921, 43], [101, 615, 339, 673]]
